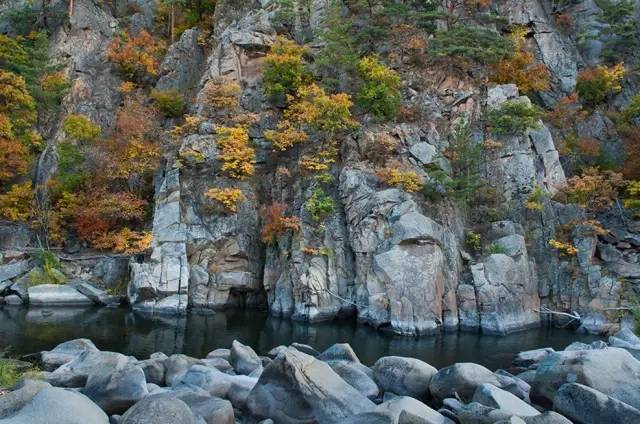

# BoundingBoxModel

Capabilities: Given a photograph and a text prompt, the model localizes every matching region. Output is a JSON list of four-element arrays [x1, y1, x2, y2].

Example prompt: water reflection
[[0, 306, 599, 369]]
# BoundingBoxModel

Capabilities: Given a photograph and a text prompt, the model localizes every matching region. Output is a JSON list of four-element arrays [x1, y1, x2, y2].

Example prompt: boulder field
[[1, 328, 639, 423]]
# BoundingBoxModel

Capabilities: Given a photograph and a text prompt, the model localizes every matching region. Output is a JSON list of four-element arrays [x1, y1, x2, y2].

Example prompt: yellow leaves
[[63, 114, 101, 142], [119, 81, 136, 93], [548, 239, 578, 255], [376, 162, 423, 193], [216, 126, 256, 179], [202, 77, 241, 111], [565, 167, 626, 211], [298, 145, 337, 173], [40, 72, 70, 94], [204, 187, 246, 213], [0, 182, 33, 221], [265, 121, 308, 151], [263, 36, 309, 97], [267, 83, 355, 153], [576, 63, 625, 104], [0, 69, 36, 127], [93, 228, 152, 254]]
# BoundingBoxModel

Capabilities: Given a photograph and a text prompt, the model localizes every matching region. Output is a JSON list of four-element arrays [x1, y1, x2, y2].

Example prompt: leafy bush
[[491, 26, 550, 93], [548, 239, 578, 256], [428, 25, 514, 66], [265, 122, 308, 151], [106, 30, 165, 81], [201, 77, 241, 112], [356, 56, 401, 121], [305, 188, 335, 221], [624, 180, 640, 217], [205, 187, 246, 213], [263, 36, 309, 98], [0, 361, 21, 388], [0, 182, 33, 221], [150, 89, 186, 118], [487, 99, 544, 136], [216, 126, 256, 179], [488, 243, 504, 254], [576, 63, 624, 105], [565, 167, 625, 211], [30, 249, 65, 285], [260, 202, 300, 244], [465, 230, 481, 253], [525, 186, 546, 211], [376, 163, 423, 192], [62, 114, 101, 142]]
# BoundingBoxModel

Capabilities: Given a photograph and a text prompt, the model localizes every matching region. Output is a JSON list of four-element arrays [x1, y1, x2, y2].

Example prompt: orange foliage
[[621, 127, 640, 180], [554, 12, 575, 33], [201, 77, 241, 112], [575, 137, 601, 157], [376, 162, 423, 192], [265, 121, 308, 151], [547, 94, 588, 128], [0, 132, 30, 183], [0, 182, 33, 221], [565, 167, 626, 211], [106, 30, 165, 80], [491, 27, 550, 93], [260, 202, 300, 244]]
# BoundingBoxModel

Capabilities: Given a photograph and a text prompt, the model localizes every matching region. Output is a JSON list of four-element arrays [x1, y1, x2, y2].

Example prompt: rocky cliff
[[0, 0, 639, 336]]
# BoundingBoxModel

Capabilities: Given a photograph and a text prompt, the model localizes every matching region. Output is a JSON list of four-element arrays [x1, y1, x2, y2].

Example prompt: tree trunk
[[68, 0, 73, 17], [170, 2, 175, 43]]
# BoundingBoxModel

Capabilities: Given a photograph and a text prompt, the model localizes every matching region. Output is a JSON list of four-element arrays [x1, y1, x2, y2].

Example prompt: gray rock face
[[373, 356, 437, 400], [41, 339, 99, 371], [429, 363, 502, 402], [472, 383, 539, 417], [83, 365, 149, 415], [0, 379, 51, 419], [0, 387, 108, 424], [120, 395, 195, 424], [531, 347, 640, 409], [156, 387, 234, 424], [27, 284, 93, 306], [136, 354, 167, 386], [0, 261, 30, 283], [247, 349, 376, 423], [229, 340, 262, 375], [156, 28, 205, 93], [0, 222, 31, 250], [553, 382, 640, 424]]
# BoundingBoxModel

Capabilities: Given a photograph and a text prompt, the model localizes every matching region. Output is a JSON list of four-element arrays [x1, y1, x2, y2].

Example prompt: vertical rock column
[[129, 168, 189, 314]]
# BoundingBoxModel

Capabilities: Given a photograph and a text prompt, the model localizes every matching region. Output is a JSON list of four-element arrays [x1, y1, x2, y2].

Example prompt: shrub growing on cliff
[[260, 202, 300, 244], [491, 26, 550, 93], [0, 182, 33, 221], [564, 167, 625, 211], [305, 188, 335, 222], [576, 63, 624, 105], [150, 89, 186, 118], [376, 162, 423, 192], [487, 99, 543, 136], [216, 126, 256, 179], [595, 0, 640, 65], [428, 25, 514, 66], [356, 56, 401, 121], [106, 30, 165, 81], [63, 114, 101, 142], [205, 187, 246, 213], [263, 36, 309, 99]]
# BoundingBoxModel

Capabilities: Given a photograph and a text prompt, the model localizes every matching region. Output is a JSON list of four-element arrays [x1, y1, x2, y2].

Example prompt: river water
[[0, 306, 599, 369]]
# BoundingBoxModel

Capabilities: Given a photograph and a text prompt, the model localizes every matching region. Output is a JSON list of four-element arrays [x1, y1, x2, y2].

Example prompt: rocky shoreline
[[1, 327, 639, 423]]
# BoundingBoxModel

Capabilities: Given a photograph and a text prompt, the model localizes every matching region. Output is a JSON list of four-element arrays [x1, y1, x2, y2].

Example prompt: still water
[[0, 306, 599, 369]]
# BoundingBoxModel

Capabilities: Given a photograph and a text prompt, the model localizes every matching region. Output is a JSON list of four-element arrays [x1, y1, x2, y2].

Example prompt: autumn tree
[[491, 26, 550, 93], [106, 31, 166, 82], [216, 126, 256, 179], [263, 36, 309, 99]]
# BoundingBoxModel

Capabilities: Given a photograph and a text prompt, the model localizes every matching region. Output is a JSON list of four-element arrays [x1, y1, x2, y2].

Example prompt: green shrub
[[356, 56, 401, 121], [263, 36, 309, 99], [595, 0, 640, 65], [0, 362, 20, 388], [305, 188, 335, 221], [488, 242, 504, 254], [487, 99, 543, 136], [29, 249, 66, 285], [151, 89, 186, 117], [428, 25, 514, 65], [622, 95, 640, 125], [62, 114, 101, 142], [576, 63, 624, 105], [55, 142, 86, 194], [465, 230, 482, 253]]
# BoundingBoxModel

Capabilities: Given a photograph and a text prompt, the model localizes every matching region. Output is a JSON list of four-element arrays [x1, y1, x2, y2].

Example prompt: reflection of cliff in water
[[0, 306, 600, 369]]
